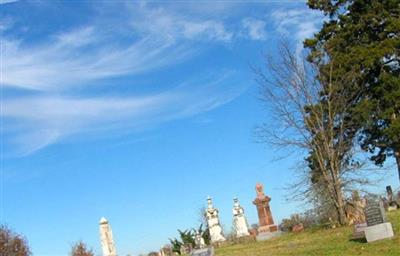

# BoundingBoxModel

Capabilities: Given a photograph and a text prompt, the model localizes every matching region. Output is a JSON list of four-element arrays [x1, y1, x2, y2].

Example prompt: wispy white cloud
[[3, 71, 247, 155], [1, 2, 256, 155], [128, 3, 233, 43], [2, 27, 192, 91], [0, 0, 19, 4], [270, 8, 323, 54], [241, 18, 267, 40]]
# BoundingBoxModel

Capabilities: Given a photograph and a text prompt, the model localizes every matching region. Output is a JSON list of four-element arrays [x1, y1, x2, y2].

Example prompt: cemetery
[[216, 210, 400, 256], [2, 1, 400, 256], [93, 183, 400, 255], [156, 185, 400, 256]]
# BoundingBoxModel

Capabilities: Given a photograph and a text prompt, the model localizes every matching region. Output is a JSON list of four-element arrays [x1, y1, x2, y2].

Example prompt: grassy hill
[[216, 211, 400, 256]]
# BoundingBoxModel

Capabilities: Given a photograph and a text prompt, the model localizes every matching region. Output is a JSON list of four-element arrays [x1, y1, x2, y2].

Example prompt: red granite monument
[[253, 183, 278, 234]]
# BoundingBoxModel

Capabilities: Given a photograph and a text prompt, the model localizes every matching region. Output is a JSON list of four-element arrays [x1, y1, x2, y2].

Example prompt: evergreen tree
[[305, 0, 400, 180]]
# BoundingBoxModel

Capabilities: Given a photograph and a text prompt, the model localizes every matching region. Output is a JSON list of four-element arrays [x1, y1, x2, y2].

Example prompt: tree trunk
[[335, 188, 347, 226], [395, 148, 400, 183]]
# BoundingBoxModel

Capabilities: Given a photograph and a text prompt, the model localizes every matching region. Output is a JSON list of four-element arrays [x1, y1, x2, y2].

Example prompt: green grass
[[216, 211, 400, 256]]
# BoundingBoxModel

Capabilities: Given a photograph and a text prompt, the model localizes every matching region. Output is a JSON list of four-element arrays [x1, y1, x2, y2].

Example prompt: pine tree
[[305, 0, 400, 181]]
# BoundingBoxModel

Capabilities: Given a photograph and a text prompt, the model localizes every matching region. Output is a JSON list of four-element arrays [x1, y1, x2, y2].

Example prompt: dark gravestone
[[386, 186, 393, 202], [364, 197, 386, 227]]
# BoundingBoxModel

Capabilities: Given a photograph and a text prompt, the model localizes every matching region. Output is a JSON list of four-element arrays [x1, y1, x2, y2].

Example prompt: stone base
[[258, 224, 278, 233], [210, 240, 228, 248], [233, 235, 255, 244], [256, 231, 282, 241], [352, 222, 367, 239], [365, 222, 394, 243], [191, 247, 214, 256]]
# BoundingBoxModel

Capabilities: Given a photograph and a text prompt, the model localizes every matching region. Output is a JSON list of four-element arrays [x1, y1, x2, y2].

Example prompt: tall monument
[[205, 196, 226, 243], [253, 183, 278, 234], [99, 217, 117, 256], [232, 197, 250, 237]]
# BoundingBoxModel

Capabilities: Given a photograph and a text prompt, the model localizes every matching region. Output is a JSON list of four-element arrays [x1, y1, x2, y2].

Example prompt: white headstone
[[99, 217, 117, 256], [205, 197, 226, 243], [194, 231, 206, 249], [232, 198, 250, 237], [365, 222, 394, 242]]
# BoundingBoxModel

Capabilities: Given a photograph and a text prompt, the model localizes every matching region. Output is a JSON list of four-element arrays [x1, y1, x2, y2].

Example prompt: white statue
[[232, 197, 250, 237], [205, 196, 226, 243], [99, 217, 117, 256]]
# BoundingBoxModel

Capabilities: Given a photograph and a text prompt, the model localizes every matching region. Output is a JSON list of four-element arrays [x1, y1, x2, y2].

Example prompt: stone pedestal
[[255, 231, 282, 241], [253, 183, 278, 236], [191, 246, 214, 256], [365, 222, 394, 242]]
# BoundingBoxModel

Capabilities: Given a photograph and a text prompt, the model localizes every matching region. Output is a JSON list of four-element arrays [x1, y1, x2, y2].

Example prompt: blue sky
[[1, 1, 399, 255]]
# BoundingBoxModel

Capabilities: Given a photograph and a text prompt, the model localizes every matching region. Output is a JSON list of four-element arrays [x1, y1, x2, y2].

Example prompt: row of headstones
[[160, 196, 252, 256], [353, 186, 399, 243], [203, 196, 251, 244], [183, 196, 254, 256]]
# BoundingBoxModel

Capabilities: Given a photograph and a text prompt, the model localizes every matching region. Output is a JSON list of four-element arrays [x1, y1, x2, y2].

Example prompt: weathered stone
[[194, 231, 206, 249], [364, 197, 386, 226], [205, 197, 226, 243], [346, 191, 366, 225], [253, 183, 280, 241], [255, 231, 282, 241], [352, 222, 367, 239], [365, 222, 394, 243], [232, 198, 250, 238], [292, 223, 304, 233], [191, 247, 214, 256], [99, 217, 117, 256]]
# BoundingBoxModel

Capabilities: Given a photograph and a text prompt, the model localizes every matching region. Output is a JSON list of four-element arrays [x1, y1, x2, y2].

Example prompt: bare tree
[[255, 42, 371, 226], [0, 225, 31, 256], [70, 241, 94, 256]]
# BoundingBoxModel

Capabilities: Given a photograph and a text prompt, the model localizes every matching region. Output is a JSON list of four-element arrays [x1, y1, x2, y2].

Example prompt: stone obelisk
[[99, 217, 117, 256]]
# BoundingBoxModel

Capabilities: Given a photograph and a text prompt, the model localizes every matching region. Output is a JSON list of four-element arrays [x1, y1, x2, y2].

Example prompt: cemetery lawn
[[216, 210, 400, 256]]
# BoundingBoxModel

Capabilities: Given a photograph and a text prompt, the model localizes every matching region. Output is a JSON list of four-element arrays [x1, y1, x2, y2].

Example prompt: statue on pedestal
[[232, 197, 250, 237], [253, 183, 278, 234], [205, 196, 226, 243]]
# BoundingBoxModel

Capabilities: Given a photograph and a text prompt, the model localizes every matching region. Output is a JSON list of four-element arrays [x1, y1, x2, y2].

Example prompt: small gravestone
[[363, 196, 394, 242], [191, 247, 214, 256], [352, 222, 367, 239], [386, 185, 399, 211]]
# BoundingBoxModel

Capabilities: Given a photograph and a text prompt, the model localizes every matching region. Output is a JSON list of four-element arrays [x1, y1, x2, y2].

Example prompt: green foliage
[[169, 238, 183, 255], [169, 224, 211, 254], [178, 229, 195, 248], [305, 0, 400, 175]]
